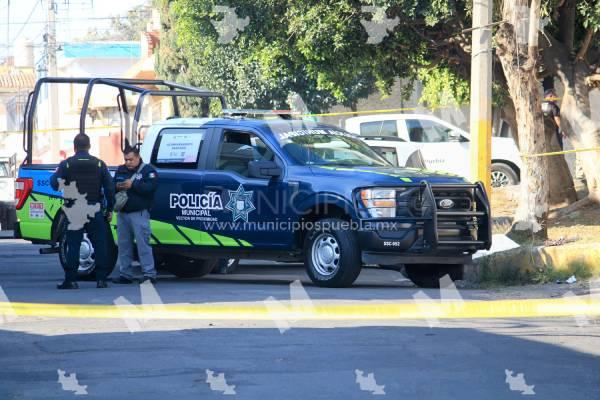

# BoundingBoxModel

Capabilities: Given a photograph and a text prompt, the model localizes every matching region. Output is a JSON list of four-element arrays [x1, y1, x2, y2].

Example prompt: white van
[[346, 114, 522, 187]]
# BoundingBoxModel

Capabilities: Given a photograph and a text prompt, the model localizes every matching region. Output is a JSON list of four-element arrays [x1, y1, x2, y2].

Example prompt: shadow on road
[[0, 325, 599, 399]]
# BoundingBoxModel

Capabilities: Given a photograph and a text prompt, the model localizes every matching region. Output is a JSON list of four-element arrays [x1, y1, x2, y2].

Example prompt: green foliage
[[156, 0, 457, 112], [418, 66, 470, 108], [578, 0, 600, 31], [157, 0, 346, 111], [155, 0, 599, 114]]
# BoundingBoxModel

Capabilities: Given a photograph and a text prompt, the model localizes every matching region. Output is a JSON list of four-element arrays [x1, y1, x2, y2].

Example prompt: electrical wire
[[8, 0, 41, 48]]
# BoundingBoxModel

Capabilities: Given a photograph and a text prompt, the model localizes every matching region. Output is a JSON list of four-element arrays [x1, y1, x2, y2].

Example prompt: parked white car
[[0, 154, 16, 203], [346, 114, 522, 187]]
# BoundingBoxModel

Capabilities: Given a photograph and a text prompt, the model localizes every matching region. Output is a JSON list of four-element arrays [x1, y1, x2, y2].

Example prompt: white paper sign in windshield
[[157, 131, 203, 163]]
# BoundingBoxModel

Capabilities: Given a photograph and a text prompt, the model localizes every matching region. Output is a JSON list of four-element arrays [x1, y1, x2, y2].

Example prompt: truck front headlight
[[360, 188, 396, 218]]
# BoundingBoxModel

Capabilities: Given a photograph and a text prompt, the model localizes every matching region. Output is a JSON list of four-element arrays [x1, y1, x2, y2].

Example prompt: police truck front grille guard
[[419, 181, 492, 250], [355, 181, 491, 251]]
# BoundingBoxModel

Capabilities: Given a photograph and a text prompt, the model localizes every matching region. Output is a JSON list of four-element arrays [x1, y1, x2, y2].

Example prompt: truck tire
[[404, 264, 464, 288], [164, 255, 218, 278], [211, 258, 240, 274], [491, 163, 518, 187], [304, 218, 362, 288], [58, 222, 117, 281]]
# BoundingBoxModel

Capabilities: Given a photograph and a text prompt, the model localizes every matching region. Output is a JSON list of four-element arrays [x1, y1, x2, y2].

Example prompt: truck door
[[403, 118, 470, 177], [202, 128, 294, 250], [148, 127, 211, 246]]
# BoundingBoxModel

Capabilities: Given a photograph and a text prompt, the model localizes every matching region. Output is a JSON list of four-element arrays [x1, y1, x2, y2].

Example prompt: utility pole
[[469, 0, 493, 194], [47, 0, 60, 161], [47, 0, 57, 77]]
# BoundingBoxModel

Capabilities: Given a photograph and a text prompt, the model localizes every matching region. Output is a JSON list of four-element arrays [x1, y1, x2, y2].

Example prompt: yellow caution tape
[[521, 146, 600, 158], [300, 106, 423, 118], [1, 297, 599, 320], [0, 125, 121, 135], [4, 106, 595, 160]]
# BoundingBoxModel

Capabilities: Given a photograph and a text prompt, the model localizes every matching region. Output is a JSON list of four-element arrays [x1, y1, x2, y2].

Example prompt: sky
[[0, 0, 149, 63]]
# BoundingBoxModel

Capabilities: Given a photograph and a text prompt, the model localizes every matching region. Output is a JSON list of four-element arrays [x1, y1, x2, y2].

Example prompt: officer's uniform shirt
[[542, 101, 562, 148], [50, 151, 115, 212], [113, 161, 158, 213]]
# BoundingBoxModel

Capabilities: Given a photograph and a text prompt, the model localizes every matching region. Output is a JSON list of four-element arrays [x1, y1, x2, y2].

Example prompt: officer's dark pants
[[65, 211, 109, 282], [556, 130, 564, 150]]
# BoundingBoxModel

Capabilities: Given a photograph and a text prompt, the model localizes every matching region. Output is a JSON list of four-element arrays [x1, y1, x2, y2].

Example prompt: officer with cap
[[50, 133, 115, 289]]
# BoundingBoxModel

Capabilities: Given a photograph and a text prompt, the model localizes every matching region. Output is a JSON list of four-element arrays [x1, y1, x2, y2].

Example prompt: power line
[[0, 15, 145, 26], [7, 0, 41, 47]]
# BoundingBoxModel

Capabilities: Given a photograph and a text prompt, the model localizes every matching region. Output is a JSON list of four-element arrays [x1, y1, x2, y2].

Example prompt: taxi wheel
[[404, 264, 464, 288], [304, 218, 362, 288], [164, 255, 218, 278]]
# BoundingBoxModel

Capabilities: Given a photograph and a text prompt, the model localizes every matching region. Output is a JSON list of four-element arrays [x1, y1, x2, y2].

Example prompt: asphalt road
[[1, 239, 599, 399]]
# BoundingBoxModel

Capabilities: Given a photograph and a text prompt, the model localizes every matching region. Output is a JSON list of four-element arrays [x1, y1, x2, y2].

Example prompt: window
[[372, 147, 398, 166], [216, 131, 275, 177], [277, 130, 389, 167], [152, 128, 205, 169], [406, 119, 452, 143], [359, 120, 398, 137], [0, 162, 9, 177]]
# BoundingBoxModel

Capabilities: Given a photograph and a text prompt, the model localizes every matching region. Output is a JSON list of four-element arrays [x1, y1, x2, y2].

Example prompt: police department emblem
[[225, 185, 256, 222]]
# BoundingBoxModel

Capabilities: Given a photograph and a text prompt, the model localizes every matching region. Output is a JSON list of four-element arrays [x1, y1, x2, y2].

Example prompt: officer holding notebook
[[112, 140, 159, 284]]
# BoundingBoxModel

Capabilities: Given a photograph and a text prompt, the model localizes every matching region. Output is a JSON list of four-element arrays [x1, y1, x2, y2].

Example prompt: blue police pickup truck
[[15, 78, 491, 288]]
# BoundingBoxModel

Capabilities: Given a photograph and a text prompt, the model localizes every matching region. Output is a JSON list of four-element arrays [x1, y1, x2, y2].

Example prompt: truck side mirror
[[448, 130, 461, 141], [248, 160, 282, 179]]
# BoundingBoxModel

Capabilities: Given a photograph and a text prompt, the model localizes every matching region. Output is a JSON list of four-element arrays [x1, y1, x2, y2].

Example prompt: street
[[1, 239, 599, 399]]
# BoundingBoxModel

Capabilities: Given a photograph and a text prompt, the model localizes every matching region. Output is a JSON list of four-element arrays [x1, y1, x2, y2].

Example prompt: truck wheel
[[491, 163, 518, 187], [211, 259, 240, 274], [404, 264, 464, 288], [164, 255, 218, 278], [58, 225, 117, 281], [304, 218, 362, 288]]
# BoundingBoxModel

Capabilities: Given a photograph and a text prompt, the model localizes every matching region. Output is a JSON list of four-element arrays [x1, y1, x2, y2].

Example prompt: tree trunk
[[496, 0, 549, 242], [540, 4, 600, 201], [503, 92, 576, 206], [557, 63, 600, 200], [545, 127, 577, 206]]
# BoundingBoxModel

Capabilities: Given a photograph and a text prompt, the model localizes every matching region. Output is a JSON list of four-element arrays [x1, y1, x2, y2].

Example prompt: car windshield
[[275, 128, 391, 167]]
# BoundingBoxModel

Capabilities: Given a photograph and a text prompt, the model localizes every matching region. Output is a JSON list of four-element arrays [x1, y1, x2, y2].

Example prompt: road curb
[[466, 242, 600, 285]]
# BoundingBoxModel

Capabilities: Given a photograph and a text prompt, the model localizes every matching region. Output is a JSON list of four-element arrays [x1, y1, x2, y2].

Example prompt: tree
[[496, 0, 549, 240], [155, 0, 599, 226], [541, 0, 600, 203], [155, 0, 453, 111], [156, 0, 339, 110]]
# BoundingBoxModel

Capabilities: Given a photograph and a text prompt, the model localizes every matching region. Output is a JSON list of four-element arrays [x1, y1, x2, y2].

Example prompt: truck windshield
[[277, 129, 390, 167]]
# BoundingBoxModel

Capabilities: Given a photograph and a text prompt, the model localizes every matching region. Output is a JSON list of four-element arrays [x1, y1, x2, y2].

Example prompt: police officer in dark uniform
[[50, 133, 114, 289], [542, 89, 564, 149], [112, 141, 158, 284]]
